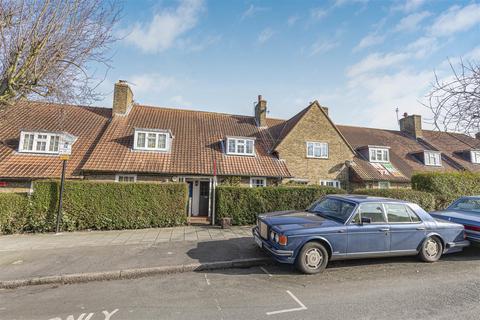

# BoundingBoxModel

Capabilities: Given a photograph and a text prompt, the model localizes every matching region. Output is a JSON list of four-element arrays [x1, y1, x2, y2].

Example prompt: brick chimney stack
[[112, 80, 134, 116], [399, 113, 422, 139], [255, 95, 267, 127]]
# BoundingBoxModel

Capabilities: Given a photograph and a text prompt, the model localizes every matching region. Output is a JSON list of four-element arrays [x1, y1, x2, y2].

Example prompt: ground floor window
[[250, 177, 267, 187], [320, 179, 341, 188], [378, 181, 390, 189], [115, 174, 137, 183]]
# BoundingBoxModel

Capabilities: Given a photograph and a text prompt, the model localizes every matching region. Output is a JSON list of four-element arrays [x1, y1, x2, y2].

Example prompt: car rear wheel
[[295, 242, 329, 274], [419, 236, 443, 262]]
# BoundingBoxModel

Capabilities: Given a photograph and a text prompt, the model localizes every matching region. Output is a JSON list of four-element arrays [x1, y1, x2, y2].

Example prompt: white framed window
[[470, 150, 480, 164], [320, 179, 341, 188], [226, 137, 255, 156], [133, 129, 170, 151], [19, 131, 62, 154], [306, 142, 328, 159], [369, 147, 389, 163], [424, 151, 441, 166], [115, 174, 137, 183], [250, 177, 266, 187], [378, 181, 390, 189]]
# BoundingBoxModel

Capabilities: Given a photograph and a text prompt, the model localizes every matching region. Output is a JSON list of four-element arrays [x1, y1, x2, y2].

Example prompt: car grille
[[259, 220, 268, 239]]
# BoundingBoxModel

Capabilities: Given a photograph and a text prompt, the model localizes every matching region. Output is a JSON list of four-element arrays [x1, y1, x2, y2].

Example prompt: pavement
[[1, 246, 479, 320], [0, 226, 268, 288]]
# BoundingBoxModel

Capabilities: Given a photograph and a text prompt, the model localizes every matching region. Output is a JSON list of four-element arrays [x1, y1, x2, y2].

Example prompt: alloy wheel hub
[[305, 248, 323, 268], [425, 240, 438, 257]]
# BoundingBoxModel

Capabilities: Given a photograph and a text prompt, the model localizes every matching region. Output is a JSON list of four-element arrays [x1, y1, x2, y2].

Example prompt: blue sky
[[96, 0, 480, 129]]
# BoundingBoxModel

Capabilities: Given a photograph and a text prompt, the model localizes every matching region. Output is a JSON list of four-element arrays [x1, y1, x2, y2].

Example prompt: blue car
[[430, 196, 480, 245], [252, 195, 469, 274]]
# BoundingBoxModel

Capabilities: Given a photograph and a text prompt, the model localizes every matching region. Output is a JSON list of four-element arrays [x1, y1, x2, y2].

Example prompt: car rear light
[[278, 235, 288, 246], [465, 225, 480, 232]]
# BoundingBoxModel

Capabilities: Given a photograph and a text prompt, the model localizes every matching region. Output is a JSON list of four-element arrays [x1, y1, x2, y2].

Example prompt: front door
[[198, 181, 209, 216], [347, 203, 390, 256]]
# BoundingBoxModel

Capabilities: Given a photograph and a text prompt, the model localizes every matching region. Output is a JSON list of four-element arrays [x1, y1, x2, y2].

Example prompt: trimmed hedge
[[0, 181, 188, 234], [352, 188, 436, 211], [216, 186, 346, 225], [0, 193, 31, 234], [412, 172, 480, 208]]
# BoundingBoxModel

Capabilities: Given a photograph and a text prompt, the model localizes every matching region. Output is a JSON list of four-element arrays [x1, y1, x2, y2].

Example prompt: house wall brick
[[275, 105, 355, 186]]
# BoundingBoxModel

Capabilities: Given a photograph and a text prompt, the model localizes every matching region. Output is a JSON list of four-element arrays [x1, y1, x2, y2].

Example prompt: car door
[[347, 202, 390, 256], [386, 203, 426, 253]]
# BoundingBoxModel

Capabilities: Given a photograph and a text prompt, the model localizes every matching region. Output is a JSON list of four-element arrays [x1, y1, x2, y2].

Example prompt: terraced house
[[1, 81, 480, 221]]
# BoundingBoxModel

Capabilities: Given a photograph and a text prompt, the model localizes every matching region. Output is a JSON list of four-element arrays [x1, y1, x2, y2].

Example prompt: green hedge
[[352, 188, 436, 211], [216, 186, 346, 225], [0, 193, 31, 234], [0, 181, 188, 234], [412, 172, 480, 209]]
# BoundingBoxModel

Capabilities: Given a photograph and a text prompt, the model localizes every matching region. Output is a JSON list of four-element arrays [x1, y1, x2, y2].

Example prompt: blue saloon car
[[252, 195, 469, 274], [430, 196, 480, 245]]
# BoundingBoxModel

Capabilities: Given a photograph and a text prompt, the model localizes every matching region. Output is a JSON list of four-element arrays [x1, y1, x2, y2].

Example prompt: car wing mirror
[[361, 217, 372, 224]]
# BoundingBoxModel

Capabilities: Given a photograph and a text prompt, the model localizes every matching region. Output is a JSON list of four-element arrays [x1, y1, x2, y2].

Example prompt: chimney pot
[[258, 95, 262, 102], [403, 112, 408, 118]]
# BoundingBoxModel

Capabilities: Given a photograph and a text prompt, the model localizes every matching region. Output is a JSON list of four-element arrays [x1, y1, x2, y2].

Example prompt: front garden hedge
[[0, 180, 188, 234], [0, 193, 31, 234], [215, 185, 346, 225], [412, 172, 480, 209], [352, 188, 436, 211]]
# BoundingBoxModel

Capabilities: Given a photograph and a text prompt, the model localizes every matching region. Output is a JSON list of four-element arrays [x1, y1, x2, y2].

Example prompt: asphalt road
[[1, 247, 479, 320]]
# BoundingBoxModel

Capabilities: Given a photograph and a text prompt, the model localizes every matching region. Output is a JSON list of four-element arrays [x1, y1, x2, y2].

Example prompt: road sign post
[[55, 134, 76, 234]]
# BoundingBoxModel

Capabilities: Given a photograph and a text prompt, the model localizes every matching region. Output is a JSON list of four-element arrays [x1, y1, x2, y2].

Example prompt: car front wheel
[[419, 236, 443, 262], [295, 242, 329, 274]]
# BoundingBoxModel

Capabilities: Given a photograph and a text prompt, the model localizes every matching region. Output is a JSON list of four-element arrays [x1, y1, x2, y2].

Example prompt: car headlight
[[270, 231, 275, 241], [274, 233, 279, 243]]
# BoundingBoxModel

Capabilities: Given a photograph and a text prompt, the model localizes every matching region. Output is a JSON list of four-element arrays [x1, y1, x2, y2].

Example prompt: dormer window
[[133, 129, 171, 152], [19, 131, 64, 154], [226, 137, 255, 156], [424, 151, 441, 166], [369, 147, 389, 163], [470, 150, 480, 164]]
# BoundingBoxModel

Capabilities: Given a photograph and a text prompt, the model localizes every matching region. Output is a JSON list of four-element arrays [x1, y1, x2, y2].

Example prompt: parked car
[[252, 194, 469, 274], [430, 196, 480, 245]]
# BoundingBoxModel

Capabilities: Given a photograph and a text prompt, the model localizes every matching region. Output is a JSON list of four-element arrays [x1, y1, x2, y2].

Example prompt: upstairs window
[[424, 151, 441, 166], [226, 137, 255, 156], [134, 129, 170, 151], [471, 151, 480, 164], [306, 142, 328, 159], [250, 177, 266, 187], [369, 147, 389, 163], [19, 132, 63, 154], [320, 179, 341, 188]]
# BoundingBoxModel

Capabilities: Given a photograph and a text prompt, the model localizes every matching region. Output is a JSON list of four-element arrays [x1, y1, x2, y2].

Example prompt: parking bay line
[[260, 267, 272, 277], [266, 290, 307, 316]]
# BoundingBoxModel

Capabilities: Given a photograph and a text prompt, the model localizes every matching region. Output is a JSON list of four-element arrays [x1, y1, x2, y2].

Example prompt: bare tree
[[426, 59, 480, 135], [0, 0, 121, 109]]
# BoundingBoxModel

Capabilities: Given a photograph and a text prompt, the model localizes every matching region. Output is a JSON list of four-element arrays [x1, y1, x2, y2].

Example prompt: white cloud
[[393, 0, 427, 13], [124, 0, 204, 53], [394, 11, 431, 32], [333, 0, 369, 7], [257, 28, 275, 44], [406, 36, 438, 58], [311, 7, 328, 20], [241, 4, 268, 20], [287, 15, 299, 26], [429, 3, 480, 37], [129, 73, 176, 95], [310, 39, 340, 56], [347, 52, 410, 77], [353, 33, 385, 52]]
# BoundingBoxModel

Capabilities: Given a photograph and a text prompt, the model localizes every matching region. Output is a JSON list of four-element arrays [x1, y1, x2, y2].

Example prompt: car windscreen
[[308, 198, 356, 223], [448, 198, 480, 213]]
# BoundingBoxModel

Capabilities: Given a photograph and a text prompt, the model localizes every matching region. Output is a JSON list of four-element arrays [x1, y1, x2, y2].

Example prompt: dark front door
[[198, 181, 209, 216]]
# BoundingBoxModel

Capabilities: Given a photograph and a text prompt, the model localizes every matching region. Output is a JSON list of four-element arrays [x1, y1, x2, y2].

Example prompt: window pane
[[23, 134, 34, 151], [246, 140, 254, 154], [321, 143, 328, 157], [157, 134, 166, 149], [359, 203, 386, 223], [147, 133, 156, 148], [314, 145, 321, 157], [385, 204, 411, 223], [136, 133, 146, 148], [370, 149, 376, 161], [36, 134, 47, 151], [227, 139, 236, 153], [49, 135, 60, 152], [237, 140, 245, 153], [307, 143, 314, 156], [406, 207, 421, 222]]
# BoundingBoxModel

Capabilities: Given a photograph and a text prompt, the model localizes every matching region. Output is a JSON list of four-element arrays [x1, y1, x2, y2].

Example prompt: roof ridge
[[24, 99, 110, 111]]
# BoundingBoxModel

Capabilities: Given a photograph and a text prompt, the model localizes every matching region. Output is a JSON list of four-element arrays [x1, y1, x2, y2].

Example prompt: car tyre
[[419, 236, 443, 262], [295, 242, 329, 274]]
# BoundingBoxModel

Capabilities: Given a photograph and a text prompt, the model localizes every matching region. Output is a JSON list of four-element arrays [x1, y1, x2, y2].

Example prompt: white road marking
[[11, 260, 23, 265], [260, 267, 272, 277], [48, 309, 119, 320], [102, 309, 119, 320], [266, 290, 307, 316], [214, 298, 222, 311], [204, 274, 211, 285]]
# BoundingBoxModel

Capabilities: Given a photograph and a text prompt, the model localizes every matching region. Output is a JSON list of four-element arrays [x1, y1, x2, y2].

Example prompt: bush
[[0, 193, 31, 234], [0, 180, 188, 234], [352, 188, 436, 211], [216, 186, 346, 225], [412, 172, 480, 209]]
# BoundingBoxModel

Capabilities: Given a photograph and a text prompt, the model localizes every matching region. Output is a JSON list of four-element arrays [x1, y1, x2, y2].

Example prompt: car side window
[[406, 206, 421, 222], [385, 203, 412, 223], [358, 203, 386, 224]]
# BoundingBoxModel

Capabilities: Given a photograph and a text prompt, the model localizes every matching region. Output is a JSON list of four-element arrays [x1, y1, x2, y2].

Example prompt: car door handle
[[379, 228, 390, 232], [416, 227, 426, 230]]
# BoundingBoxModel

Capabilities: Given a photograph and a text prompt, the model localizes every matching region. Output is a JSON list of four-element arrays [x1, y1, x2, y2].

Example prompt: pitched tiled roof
[[338, 125, 465, 182], [83, 105, 292, 178], [0, 101, 111, 179]]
